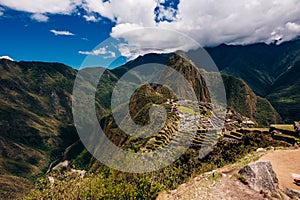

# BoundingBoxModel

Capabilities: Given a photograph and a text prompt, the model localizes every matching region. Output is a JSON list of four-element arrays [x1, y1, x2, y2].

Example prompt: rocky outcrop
[[238, 161, 279, 195], [285, 188, 300, 199]]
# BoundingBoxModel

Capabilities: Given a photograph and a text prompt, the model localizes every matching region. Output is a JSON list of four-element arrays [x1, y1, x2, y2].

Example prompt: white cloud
[[50, 29, 74, 36], [80, 0, 300, 58], [79, 47, 106, 55], [163, 0, 300, 46], [83, 15, 99, 22], [111, 24, 198, 59], [105, 51, 116, 59], [155, 4, 177, 22], [286, 22, 300, 33], [82, 0, 157, 26], [0, 7, 4, 16], [31, 13, 48, 22], [1, 0, 300, 59], [157, 0, 166, 4], [79, 47, 116, 58], [0, 0, 81, 14], [0, 56, 14, 61]]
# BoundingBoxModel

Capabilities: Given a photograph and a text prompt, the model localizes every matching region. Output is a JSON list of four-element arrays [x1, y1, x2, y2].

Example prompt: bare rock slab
[[285, 188, 300, 199], [239, 161, 279, 194]]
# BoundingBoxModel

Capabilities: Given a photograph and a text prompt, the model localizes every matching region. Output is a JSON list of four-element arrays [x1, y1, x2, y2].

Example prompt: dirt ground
[[157, 169, 275, 200], [157, 149, 300, 200], [259, 148, 300, 191]]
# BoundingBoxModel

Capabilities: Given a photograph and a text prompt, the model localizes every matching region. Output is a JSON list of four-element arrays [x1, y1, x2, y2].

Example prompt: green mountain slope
[[222, 75, 280, 125], [267, 59, 300, 122], [206, 39, 300, 121], [0, 59, 77, 198], [0, 53, 280, 198]]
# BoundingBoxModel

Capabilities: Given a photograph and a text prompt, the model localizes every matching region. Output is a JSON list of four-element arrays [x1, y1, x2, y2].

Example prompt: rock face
[[238, 161, 279, 194], [285, 188, 300, 199]]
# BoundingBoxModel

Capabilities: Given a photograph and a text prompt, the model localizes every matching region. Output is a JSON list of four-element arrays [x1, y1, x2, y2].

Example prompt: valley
[[0, 40, 299, 199], [206, 39, 300, 122], [1, 1, 300, 199]]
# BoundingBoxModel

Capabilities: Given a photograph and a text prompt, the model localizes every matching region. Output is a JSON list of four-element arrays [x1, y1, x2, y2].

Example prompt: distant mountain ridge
[[206, 39, 300, 121], [0, 51, 281, 198], [114, 52, 279, 122]]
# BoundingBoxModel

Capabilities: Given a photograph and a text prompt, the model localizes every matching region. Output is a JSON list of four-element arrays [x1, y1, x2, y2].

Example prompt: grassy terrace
[[272, 133, 300, 144], [178, 106, 199, 115], [225, 125, 300, 145], [270, 124, 295, 132], [239, 128, 270, 132], [273, 133, 300, 140], [224, 131, 243, 140]]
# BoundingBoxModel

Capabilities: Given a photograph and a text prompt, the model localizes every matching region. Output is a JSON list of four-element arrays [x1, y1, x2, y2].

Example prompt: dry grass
[[0, 175, 33, 200], [271, 124, 295, 132], [242, 128, 270, 132]]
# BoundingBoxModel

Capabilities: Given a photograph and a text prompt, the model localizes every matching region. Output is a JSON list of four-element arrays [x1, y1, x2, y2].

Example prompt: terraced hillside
[[0, 52, 282, 199]]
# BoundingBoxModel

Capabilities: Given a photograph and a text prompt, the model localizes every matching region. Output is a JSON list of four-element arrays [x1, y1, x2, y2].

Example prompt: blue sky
[[0, 8, 115, 68], [0, 0, 299, 69]]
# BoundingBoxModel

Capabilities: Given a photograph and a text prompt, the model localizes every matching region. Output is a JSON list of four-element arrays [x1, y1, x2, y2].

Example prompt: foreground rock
[[157, 168, 275, 200], [285, 188, 300, 199], [239, 161, 279, 195]]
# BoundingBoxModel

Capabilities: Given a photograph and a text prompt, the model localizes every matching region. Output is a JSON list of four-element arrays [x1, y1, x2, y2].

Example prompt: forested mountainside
[[0, 52, 280, 198], [206, 39, 300, 122]]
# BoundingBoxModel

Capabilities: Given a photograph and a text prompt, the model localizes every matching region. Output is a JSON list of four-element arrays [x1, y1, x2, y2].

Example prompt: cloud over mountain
[[0, 55, 14, 61], [83, 0, 300, 58], [1, 0, 300, 58]]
